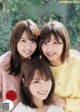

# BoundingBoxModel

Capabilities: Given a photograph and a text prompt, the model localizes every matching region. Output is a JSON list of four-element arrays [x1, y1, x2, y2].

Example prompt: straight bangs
[[23, 58, 55, 85], [40, 25, 63, 47], [40, 27, 52, 46], [22, 58, 54, 87], [25, 30, 38, 43], [26, 20, 40, 37]]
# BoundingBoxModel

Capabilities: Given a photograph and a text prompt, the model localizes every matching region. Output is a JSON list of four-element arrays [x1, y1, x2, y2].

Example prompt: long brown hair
[[9, 20, 40, 76], [20, 58, 55, 108]]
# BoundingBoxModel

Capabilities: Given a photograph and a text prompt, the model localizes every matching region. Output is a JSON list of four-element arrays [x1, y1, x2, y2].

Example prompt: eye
[[33, 80, 39, 83], [43, 41, 48, 45], [44, 42, 48, 45], [32, 40, 36, 43], [20, 39, 26, 42], [52, 41, 58, 45], [45, 78, 50, 81], [30, 39, 36, 43]]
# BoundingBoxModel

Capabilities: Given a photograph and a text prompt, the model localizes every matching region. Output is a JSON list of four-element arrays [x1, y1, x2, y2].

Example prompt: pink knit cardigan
[[0, 51, 21, 111]]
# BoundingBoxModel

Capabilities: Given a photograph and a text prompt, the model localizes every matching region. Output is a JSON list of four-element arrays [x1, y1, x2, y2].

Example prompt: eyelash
[[33, 81, 39, 83], [33, 78, 50, 83], [21, 40, 26, 42], [43, 41, 58, 45], [20, 39, 36, 43], [31, 40, 36, 43]]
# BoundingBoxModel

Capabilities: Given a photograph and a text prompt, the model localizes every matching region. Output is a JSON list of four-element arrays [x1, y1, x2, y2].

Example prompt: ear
[[22, 78, 27, 87], [22, 78, 24, 83]]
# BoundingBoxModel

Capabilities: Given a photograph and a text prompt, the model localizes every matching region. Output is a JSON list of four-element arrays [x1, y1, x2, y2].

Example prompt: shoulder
[[70, 56, 80, 64], [0, 51, 11, 67], [70, 49, 80, 57], [70, 49, 80, 61], [0, 51, 11, 62], [12, 102, 34, 112], [47, 105, 64, 112]]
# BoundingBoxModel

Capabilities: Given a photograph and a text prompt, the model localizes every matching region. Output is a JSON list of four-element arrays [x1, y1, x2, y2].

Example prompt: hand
[[53, 94, 66, 108]]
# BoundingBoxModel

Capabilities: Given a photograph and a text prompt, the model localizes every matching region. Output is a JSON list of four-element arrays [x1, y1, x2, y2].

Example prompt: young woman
[[13, 58, 64, 112], [39, 21, 80, 112], [0, 19, 40, 111]]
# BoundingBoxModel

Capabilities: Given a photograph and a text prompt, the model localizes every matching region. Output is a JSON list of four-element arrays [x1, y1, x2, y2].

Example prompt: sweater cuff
[[66, 98, 80, 111]]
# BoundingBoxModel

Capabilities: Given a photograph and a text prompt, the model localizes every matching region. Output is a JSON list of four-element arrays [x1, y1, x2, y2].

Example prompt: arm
[[0, 51, 11, 67], [66, 98, 80, 111], [53, 95, 66, 108], [0, 51, 11, 101], [53, 95, 80, 111]]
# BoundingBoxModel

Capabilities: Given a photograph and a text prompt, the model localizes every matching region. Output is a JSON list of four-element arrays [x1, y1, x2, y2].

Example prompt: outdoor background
[[0, 0, 80, 55]]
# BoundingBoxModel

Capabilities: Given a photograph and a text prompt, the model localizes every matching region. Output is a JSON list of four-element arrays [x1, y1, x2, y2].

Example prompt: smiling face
[[41, 34, 63, 66], [29, 69, 52, 103], [17, 31, 37, 59], [21, 58, 55, 107]]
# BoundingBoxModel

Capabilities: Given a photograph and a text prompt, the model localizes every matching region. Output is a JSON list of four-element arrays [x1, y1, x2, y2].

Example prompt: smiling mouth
[[38, 91, 48, 95], [47, 53, 56, 56], [23, 50, 32, 54]]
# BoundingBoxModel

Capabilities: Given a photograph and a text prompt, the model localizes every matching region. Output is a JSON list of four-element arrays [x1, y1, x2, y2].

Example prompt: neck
[[33, 97, 49, 112], [50, 60, 63, 67], [34, 105, 48, 112], [33, 97, 44, 108], [50, 56, 63, 67], [50, 58, 70, 67], [21, 58, 28, 66]]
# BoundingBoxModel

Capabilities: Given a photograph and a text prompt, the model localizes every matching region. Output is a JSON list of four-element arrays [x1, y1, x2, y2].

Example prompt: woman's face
[[41, 34, 63, 66], [29, 69, 52, 103], [17, 31, 37, 59]]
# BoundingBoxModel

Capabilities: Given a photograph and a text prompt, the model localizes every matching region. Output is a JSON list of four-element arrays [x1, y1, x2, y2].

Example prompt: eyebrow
[[32, 76, 47, 81], [32, 78, 40, 80], [20, 37, 27, 39]]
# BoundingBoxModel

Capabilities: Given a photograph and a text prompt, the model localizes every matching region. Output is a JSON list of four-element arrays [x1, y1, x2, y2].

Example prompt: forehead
[[21, 30, 34, 40], [32, 69, 46, 79], [43, 33, 63, 44], [45, 34, 56, 41], [43, 34, 60, 42]]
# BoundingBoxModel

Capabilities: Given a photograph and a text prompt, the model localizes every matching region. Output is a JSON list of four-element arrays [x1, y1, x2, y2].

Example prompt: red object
[[6, 90, 17, 101]]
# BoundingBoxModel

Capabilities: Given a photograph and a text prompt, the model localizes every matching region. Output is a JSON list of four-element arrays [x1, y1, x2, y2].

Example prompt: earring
[[39, 55, 42, 59], [28, 56, 31, 60]]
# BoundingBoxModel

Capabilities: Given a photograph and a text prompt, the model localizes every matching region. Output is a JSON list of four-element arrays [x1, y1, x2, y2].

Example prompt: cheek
[[29, 86, 38, 95], [60, 46, 64, 54], [17, 42, 22, 49], [47, 81, 52, 92], [17, 44, 22, 54], [48, 81, 52, 89], [42, 46, 47, 53], [17, 44, 20, 52], [57, 45, 63, 53], [32, 44, 37, 50]]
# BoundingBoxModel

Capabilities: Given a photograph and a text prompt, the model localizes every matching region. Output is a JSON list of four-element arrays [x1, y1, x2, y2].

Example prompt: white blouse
[[12, 102, 64, 112]]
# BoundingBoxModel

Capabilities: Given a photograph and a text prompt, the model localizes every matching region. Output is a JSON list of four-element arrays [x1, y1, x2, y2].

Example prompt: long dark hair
[[9, 20, 40, 76], [20, 58, 55, 108]]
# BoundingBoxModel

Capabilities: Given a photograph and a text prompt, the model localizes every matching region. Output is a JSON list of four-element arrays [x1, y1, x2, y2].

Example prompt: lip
[[47, 53, 56, 56], [23, 50, 32, 54], [38, 90, 48, 95]]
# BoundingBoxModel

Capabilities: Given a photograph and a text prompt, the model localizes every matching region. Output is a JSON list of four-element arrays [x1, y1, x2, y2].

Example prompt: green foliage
[[0, 11, 11, 55], [67, 4, 80, 48], [0, 0, 80, 55]]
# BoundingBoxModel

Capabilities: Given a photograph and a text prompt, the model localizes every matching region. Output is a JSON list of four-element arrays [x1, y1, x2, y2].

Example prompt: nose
[[39, 81, 46, 90], [47, 44, 53, 52], [25, 40, 31, 49]]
